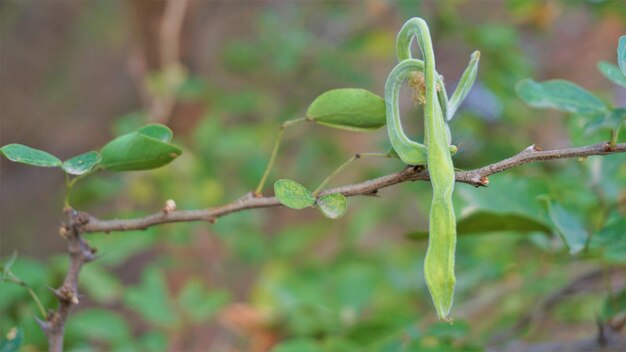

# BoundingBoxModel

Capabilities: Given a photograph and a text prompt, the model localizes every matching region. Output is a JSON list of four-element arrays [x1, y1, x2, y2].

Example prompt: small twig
[[83, 142, 625, 234], [0, 273, 47, 319], [160, 0, 188, 68], [254, 117, 310, 196], [312, 152, 391, 196], [148, 0, 189, 123], [38, 210, 96, 352]]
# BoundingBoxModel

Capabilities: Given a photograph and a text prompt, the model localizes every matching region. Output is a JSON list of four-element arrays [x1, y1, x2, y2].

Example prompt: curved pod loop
[[384, 59, 458, 165], [385, 59, 428, 165], [396, 18, 449, 120]]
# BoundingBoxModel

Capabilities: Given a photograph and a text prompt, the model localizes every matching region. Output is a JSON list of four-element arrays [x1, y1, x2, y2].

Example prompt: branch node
[[56, 286, 74, 303], [76, 212, 90, 226], [163, 199, 177, 214], [412, 165, 425, 173], [58, 224, 69, 239], [35, 316, 52, 333]]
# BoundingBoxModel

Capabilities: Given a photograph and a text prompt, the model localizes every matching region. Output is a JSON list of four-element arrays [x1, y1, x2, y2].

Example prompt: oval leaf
[[584, 108, 626, 135], [0, 327, 23, 352], [598, 61, 626, 89], [100, 132, 182, 172], [316, 193, 347, 219], [136, 124, 173, 142], [515, 79, 607, 115], [540, 197, 588, 255], [274, 179, 315, 210], [66, 309, 131, 344], [307, 88, 386, 131], [406, 211, 551, 239], [62, 151, 102, 175], [0, 144, 61, 167]]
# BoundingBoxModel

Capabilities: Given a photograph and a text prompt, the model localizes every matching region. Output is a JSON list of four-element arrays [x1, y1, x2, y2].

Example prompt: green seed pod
[[307, 88, 386, 132]]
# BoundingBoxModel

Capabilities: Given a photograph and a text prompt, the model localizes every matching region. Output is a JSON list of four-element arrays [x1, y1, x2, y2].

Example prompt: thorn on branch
[[364, 189, 379, 197], [35, 317, 52, 333]]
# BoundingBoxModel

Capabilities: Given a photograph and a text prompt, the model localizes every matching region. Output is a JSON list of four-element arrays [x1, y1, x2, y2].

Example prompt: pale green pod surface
[[384, 59, 428, 165], [396, 17, 457, 320], [424, 102, 457, 321], [396, 19, 449, 119], [307, 88, 386, 132], [447, 50, 480, 120]]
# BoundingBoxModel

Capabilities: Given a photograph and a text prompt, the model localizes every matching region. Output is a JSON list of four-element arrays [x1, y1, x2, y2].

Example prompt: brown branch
[[83, 141, 626, 234], [37, 210, 96, 352], [150, 0, 189, 123]]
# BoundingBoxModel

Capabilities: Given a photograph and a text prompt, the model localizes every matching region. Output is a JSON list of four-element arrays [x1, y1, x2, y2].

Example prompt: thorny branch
[[38, 141, 625, 351], [83, 141, 626, 234], [37, 210, 96, 352]]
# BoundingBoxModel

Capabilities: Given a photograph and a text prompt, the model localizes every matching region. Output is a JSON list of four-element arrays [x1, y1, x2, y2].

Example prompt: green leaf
[[584, 109, 626, 135], [62, 151, 101, 175], [618, 35, 626, 77], [458, 175, 549, 222], [598, 61, 626, 89], [274, 179, 315, 210], [407, 211, 551, 239], [447, 50, 480, 120], [515, 79, 607, 115], [123, 266, 177, 326], [0, 252, 18, 285], [177, 279, 230, 323], [136, 123, 174, 142], [602, 287, 626, 321], [0, 327, 23, 352], [316, 193, 347, 219], [0, 144, 61, 167], [589, 218, 626, 263], [136, 331, 168, 352], [79, 263, 123, 304], [307, 88, 386, 131], [100, 131, 182, 171], [540, 198, 588, 255], [66, 309, 131, 345], [271, 338, 319, 352]]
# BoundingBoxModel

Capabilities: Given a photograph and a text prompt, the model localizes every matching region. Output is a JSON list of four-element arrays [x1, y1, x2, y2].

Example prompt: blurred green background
[[1, 1, 625, 351]]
